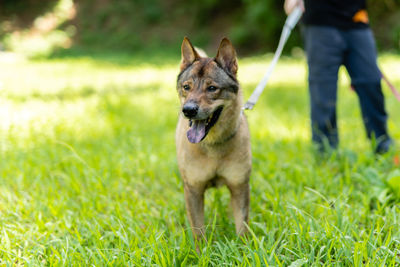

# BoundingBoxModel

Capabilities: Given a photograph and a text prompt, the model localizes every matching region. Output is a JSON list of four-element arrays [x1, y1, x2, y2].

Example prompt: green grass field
[[0, 51, 400, 266]]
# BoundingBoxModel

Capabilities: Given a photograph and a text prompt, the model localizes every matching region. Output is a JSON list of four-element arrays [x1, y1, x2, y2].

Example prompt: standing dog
[[176, 37, 252, 239]]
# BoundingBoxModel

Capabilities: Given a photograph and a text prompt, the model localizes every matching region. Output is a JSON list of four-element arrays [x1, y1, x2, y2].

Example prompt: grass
[[0, 50, 400, 266]]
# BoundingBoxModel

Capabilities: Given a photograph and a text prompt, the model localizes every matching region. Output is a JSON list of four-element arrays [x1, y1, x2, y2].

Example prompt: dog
[[175, 37, 252, 239]]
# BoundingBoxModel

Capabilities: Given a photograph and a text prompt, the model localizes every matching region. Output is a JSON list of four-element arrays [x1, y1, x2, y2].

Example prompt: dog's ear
[[215, 38, 238, 76], [181, 37, 200, 71]]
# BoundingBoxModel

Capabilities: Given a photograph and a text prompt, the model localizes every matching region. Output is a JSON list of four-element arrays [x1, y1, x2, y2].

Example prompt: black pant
[[303, 25, 390, 149]]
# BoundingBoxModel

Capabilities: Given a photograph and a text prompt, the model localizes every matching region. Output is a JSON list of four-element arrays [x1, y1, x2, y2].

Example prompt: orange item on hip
[[353, 9, 369, 23]]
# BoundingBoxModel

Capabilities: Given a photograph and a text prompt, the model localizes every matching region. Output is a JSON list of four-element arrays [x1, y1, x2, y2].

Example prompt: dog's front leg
[[184, 182, 206, 240], [228, 182, 250, 235]]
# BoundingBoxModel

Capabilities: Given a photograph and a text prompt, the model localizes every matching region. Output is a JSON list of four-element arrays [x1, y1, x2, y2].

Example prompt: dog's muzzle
[[186, 106, 223, 144]]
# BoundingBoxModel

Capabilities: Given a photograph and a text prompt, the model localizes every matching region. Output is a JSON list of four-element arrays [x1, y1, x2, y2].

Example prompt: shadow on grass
[[46, 47, 181, 67], [3, 84, 166, 101]]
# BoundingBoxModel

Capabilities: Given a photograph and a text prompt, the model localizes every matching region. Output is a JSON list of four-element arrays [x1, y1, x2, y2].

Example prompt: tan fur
[[176, 37, 252, 240]]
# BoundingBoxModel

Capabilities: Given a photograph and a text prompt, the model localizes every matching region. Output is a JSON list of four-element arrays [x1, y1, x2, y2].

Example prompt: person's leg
[[303, 25, 346, 150], [343, 28, 392, 153]]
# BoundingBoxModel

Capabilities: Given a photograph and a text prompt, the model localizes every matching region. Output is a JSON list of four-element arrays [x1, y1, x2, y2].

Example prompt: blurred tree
[[0, 0, 56, 33], [369, 0, 400, 51], [0, 0, 399, 54]]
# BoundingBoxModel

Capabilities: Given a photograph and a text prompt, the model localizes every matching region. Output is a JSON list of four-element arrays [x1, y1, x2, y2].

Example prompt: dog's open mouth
[[187, 107, 223, 143]]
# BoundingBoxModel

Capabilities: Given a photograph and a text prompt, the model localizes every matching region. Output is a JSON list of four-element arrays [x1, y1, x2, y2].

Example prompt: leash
[[351, 50, 400, 102], [381, 71, 400, 102], [243, 6, 303, 110], [351, 36, 400, 102]]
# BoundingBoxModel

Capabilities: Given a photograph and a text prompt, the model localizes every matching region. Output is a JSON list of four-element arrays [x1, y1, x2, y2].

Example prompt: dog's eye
[[207, 86, 218, 92], [183, 85, 190, 91]]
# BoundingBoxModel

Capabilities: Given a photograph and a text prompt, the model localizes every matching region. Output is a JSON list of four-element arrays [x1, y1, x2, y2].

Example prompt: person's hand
[[284, 0, 304, 15]]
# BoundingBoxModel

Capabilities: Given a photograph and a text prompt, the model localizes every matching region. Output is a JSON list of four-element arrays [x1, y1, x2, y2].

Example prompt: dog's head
[[176, 37, 240, 144]]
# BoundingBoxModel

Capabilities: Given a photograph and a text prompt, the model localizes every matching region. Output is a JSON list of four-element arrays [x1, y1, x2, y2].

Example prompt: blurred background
[[1, 0, 400, 58]]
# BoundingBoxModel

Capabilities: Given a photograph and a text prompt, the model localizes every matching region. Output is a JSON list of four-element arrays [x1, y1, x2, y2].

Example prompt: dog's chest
[[179, 149, 249, 187]]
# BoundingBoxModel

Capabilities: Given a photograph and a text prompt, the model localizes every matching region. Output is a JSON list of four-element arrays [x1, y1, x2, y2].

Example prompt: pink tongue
[[187, 120, 206, 143]]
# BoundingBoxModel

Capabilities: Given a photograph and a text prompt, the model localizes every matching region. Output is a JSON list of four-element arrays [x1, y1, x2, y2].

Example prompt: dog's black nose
[[182, 102, 199, 118]]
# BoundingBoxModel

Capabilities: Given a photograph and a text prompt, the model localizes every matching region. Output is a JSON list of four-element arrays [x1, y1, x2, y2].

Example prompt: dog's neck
[[209, 122, 240, 146]]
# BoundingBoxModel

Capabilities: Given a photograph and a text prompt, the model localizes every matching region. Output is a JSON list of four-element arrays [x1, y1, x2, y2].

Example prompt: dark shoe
[[375, 138, 394, 154]]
